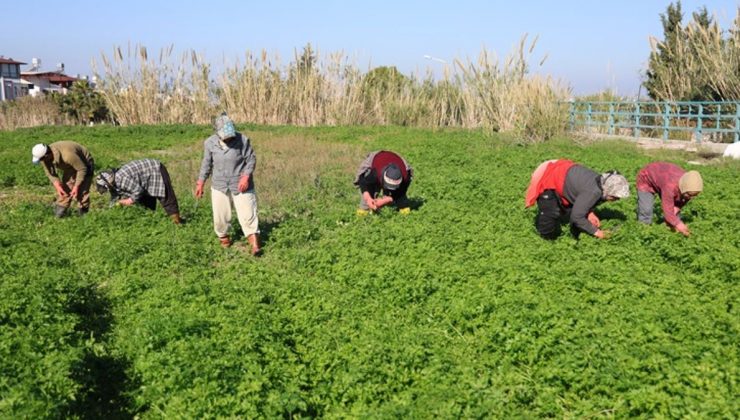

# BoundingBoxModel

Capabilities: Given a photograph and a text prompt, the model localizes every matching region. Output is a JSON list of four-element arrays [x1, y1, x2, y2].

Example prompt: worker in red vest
[[353, 150, 413, 215], [525, 159, 630, 239]]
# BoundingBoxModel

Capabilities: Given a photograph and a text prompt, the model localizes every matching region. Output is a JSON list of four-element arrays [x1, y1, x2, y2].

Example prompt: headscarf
[[678, 170, 703, 194], [214, 113, 236, 140], [95, 169, 120, 203], [601, 171, 630, 199]]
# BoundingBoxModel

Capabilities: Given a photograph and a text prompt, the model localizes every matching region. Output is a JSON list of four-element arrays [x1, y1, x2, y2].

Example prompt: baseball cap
[[382, 164, 403, 191], [31, 144, 48, 164]]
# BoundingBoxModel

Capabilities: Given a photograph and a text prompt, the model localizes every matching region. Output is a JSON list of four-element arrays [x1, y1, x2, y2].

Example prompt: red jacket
[[525, 159, 575, 207]]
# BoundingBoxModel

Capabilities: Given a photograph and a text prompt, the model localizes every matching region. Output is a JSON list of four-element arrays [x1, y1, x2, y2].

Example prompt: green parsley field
[[1, 125, 738, 418]]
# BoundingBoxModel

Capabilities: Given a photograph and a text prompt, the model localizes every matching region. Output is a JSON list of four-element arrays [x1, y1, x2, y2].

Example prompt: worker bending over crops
[[95, 158, 182, 224], [525, 159, 629, 239], [31, 141, 94, 218], [636, 162, 702, 237], [195, 113, 261, 255], [353, 150, 413, 215]]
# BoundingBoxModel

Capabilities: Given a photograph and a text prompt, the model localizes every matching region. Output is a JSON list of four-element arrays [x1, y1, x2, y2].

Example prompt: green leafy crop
[[0, 125, 737, 418]]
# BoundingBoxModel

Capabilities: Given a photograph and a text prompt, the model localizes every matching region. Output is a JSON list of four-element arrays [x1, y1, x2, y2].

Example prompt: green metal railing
[[568, 101, 740, 143]]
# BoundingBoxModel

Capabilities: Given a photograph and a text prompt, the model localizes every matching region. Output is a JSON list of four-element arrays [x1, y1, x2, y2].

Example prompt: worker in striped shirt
[[95, 158, 182, 224]]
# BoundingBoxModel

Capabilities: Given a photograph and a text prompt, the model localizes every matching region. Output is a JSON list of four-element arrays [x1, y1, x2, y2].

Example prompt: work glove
[[53, 181, 68, 198], [195, 180, 205, 199], [238, 175, 250, 193], [69, 185, 79, 200]]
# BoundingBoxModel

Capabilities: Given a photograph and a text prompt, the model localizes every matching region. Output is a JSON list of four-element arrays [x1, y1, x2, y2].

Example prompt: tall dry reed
[[647, 7, 740, 101], [454, 35, 569, 141], [0, 96, 70, 130], [89, 36, 569, 141], [92, 44, 216, 125]]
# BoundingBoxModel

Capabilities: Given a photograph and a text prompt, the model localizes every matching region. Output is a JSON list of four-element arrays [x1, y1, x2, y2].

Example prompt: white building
[[0, 56, 27, 101], [21, 58, 77, 97]]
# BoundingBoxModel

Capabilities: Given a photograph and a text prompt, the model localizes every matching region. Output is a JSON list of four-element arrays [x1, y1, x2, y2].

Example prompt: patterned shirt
[[116, 159, 165, 201], [197, 132, 256, 194], [636, 162, 689, 227]]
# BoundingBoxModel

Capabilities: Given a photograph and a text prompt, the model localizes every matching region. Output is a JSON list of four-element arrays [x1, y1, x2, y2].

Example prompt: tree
[[52, 80, 109, 124], [292, 43, 318, 78], [644, 2, 684, 100], [643, 1, 720, 101], [360, 66, 410, 98]]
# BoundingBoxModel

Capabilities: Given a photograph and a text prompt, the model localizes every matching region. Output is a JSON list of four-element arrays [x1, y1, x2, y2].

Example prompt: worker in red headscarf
[[353, 150, 413, 215]]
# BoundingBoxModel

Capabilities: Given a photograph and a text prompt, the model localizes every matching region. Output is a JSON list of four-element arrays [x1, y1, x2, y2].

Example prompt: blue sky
[[2, 1, 737, 96]]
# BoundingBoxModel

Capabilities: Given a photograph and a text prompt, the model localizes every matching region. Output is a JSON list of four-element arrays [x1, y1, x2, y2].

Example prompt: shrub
[[52, 81, 109, 124]]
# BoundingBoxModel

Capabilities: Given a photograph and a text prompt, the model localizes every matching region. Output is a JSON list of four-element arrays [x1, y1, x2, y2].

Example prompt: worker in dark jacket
[[95, 158, 182, 224], [353, 150, 413, 215], [525, 159, 629, 239], [636, 162, 702, 237]]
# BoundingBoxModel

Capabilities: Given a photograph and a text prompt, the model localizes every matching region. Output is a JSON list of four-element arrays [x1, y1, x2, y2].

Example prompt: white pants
[[211, 188, 259, 238]]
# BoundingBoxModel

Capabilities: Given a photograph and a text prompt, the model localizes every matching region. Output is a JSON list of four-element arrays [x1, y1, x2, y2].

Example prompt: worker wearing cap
[[95, 158, 182, 224], [195, 113, 261, 255], [636, 162, 703, 237], [353, 150, 413, 215], [31, 141, 94, 217], [525, 159, 630, 239]]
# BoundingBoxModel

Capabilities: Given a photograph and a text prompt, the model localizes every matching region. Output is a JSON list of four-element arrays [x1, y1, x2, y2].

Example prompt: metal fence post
[[663, 102, 669, 141], [633, 103, 641, 138], [716, 104, 721, 133], [608, 103, 614, 135], [569, 100, 575, 131], [696, 103, 703, 143], [735, 102, 739, 143], [587, 103, 592, 130]]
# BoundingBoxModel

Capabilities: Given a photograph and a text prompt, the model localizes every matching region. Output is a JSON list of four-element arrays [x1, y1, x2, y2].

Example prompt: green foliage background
[[0, 125, 738, 417]]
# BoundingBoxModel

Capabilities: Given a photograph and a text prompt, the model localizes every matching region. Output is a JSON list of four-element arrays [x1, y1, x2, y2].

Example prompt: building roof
[[46, 74, 77, 83], [21, 71, 77, 83], [0, 57, 26, 65]]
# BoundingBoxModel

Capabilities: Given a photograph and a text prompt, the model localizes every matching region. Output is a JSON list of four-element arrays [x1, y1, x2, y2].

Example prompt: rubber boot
[[170, 213, 182, 225], [247, 233, 262, 256], [78, 207, 90, 216], [54, 205, 68, 218], [219, 235, 231, 248]]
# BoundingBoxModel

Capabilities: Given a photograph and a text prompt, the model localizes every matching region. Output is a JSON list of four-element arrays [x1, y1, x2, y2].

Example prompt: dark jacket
[[562, 165, 604, 235]]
